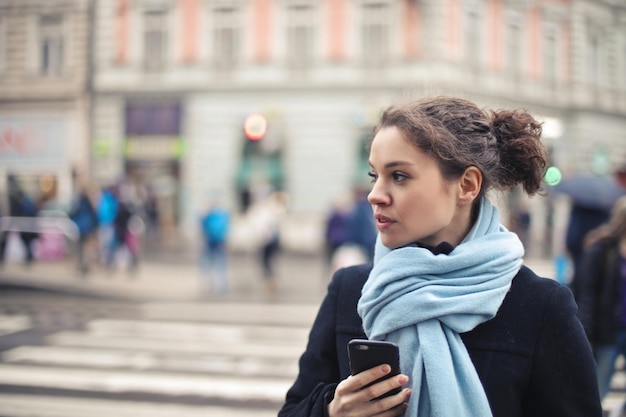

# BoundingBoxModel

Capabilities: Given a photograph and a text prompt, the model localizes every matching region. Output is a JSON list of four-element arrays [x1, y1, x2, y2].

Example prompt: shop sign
[[125, 136, 182, 160], [0, 120, 65, 168]]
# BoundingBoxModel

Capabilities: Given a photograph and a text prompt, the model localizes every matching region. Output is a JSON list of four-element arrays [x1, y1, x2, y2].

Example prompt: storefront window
[[124, 101, 182, 242]]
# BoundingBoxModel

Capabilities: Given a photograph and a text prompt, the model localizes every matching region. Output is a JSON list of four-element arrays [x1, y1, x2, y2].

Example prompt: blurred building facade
[[0, 0, 92, 207], [2, 0, 626, 256]]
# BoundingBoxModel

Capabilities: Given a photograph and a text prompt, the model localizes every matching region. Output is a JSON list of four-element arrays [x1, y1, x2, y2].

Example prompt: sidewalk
[[0, 251, 332, 304], [0, 252, 559, 304]]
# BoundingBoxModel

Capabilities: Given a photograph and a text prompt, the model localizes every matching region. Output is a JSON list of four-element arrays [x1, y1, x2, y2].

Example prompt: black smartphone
[[347, 339, 402, 399]]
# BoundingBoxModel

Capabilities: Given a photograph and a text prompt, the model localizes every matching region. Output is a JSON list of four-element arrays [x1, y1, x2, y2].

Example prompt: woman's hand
[[328, 364, 411, 417]]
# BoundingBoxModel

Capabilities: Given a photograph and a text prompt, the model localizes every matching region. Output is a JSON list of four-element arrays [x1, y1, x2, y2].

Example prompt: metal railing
[[0, 210, 79, 242]]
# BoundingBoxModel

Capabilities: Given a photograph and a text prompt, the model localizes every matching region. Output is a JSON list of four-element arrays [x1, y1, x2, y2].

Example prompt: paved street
[[0, 248, 559, 303], [0, 252, 624, 415], [0, 288, 319, 416], [0, 250, 331, 304]]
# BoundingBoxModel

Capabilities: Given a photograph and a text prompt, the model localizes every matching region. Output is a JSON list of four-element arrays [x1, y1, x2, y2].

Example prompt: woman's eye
[[392, 172, 408, 182], [367, 171, 377, 183]]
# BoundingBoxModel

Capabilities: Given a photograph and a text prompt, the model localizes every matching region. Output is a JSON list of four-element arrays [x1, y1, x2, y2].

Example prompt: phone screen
[[347, 339, 402, 399]]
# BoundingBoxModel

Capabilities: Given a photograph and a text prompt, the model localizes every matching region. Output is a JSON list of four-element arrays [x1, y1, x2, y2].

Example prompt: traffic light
[[544, 166, 562, 186], [244, 113, 267, 141]]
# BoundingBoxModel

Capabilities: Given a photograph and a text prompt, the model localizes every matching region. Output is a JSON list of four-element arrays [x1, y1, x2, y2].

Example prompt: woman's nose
[[367, 181, 388, 206]]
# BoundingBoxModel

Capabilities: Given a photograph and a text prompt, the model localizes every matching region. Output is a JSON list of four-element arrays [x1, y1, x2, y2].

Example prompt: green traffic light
[[544, 166, 562, 186]]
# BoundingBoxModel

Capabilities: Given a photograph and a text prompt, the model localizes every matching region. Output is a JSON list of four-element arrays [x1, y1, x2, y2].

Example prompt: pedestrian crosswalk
[[0, 303, 624, 416], [605, 357, 626, 415], [0, 394, 279, 417], [0, 315, 32, 336], [0, 302, 320, 417]]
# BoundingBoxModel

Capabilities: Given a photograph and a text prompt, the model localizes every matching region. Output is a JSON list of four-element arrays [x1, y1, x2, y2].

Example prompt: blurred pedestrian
[[97, 184, 118, 264], [69, 181, 100, 276], [346, 187, 377, 262], [7, 175, 39, 265], [199, 198, 231, 295], [576, 195, 626, 403], [105, 185, 142, 273], [565, 166, 626, 300], [0, 178, 9, 265], [324, 195, 352, 270], [567, 204, 612, 298], [279, 96, 601, 417], [249, 189, 288, 294]]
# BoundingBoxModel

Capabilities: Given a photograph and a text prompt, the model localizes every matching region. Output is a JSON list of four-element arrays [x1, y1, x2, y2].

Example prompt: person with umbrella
[[575, 195, 626, 407], [552, 165, 626, 300]]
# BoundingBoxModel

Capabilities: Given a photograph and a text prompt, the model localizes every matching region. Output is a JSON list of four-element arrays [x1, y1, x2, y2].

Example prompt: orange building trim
[[403, 0, 418, 58], [181, 0, 199, 63], [488, 0, 503, 70], [328, 0, 346, 61], [253, 0, 271, 61], [447, 0, 461, 60], [116, 0, 129, 64]]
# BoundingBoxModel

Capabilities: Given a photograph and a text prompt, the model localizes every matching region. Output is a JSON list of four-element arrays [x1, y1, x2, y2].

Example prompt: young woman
[[279, 97, 601, 417]]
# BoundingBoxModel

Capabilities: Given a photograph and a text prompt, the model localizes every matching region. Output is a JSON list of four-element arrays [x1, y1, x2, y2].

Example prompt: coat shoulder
[[330, 263, 372, 295], [328, 263, 372, 333], [510, 265, 568, 297], [462, 265, 576, 353]]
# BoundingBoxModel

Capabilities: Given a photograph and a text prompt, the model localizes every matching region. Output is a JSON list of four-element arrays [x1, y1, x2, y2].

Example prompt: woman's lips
[[374, 214, 394, 231]]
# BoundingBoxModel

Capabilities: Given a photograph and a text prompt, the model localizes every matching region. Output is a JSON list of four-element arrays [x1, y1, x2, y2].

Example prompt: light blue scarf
[[357, 198, 524, 417]]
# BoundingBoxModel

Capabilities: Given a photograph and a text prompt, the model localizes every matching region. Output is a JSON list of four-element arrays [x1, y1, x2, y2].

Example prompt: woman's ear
[[458, 166, 482, 206]]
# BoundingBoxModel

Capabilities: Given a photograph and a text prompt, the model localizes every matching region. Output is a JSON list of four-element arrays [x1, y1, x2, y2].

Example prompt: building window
[[286, 4, 315, 69], [361, 2, 390, 66], [143, 10, 168, 71], [212, 6, 240, 70], [504, 11, 523, 74], [39, 14, 64, 76], [126, 103, 181, 136], [587, 23, 609, 87], [587, 31, 602, 87], [463, 4, 483, 66], [543, 22, 559, 82]]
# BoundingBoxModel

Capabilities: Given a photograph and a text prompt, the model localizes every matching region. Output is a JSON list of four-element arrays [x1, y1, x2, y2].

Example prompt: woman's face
[[367, 126, 472, 249]]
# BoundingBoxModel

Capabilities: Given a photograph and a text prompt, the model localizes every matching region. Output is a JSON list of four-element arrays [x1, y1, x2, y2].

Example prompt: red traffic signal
[[244, 113, 267, 141]]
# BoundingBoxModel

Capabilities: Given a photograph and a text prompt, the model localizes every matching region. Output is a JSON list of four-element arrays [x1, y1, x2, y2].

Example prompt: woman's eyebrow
[[369, 160, 414, 169]]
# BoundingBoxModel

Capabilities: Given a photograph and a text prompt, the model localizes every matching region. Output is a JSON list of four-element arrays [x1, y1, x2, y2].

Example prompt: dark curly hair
[[372, 96, 548, 202]]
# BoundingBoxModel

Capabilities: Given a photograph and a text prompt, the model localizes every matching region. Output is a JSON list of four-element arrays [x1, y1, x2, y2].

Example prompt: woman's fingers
[[366, 390, 411, 417], [353, 365, 408, 400], [336, 364, 391, 396], [330, 365, 411, 417]]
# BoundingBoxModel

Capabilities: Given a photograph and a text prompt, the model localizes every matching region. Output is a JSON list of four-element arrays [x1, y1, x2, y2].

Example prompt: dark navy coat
[[279, 263, 601, 417], [577, 236, 625, 345]]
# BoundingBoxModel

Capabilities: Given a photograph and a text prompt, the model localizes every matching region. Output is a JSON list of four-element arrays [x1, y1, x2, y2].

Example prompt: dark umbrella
[[549, 173, 626, 211]]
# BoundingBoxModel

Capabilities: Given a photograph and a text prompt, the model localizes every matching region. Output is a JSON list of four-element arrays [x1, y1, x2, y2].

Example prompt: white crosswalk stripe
[[3, 301, 624, 416], [605, 369, 626, 415], [0, 315, 32, 336], [2, 345, 298, 377], [0, 301, 319, 417], [0, 363, 291, 401], [0, 393, 278, 417], [44, 330, 306, 358]]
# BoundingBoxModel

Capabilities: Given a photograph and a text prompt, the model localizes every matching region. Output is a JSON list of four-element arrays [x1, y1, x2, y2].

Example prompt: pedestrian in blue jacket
[[279, 96, 601, 417], [200, 200, 231, 295]]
